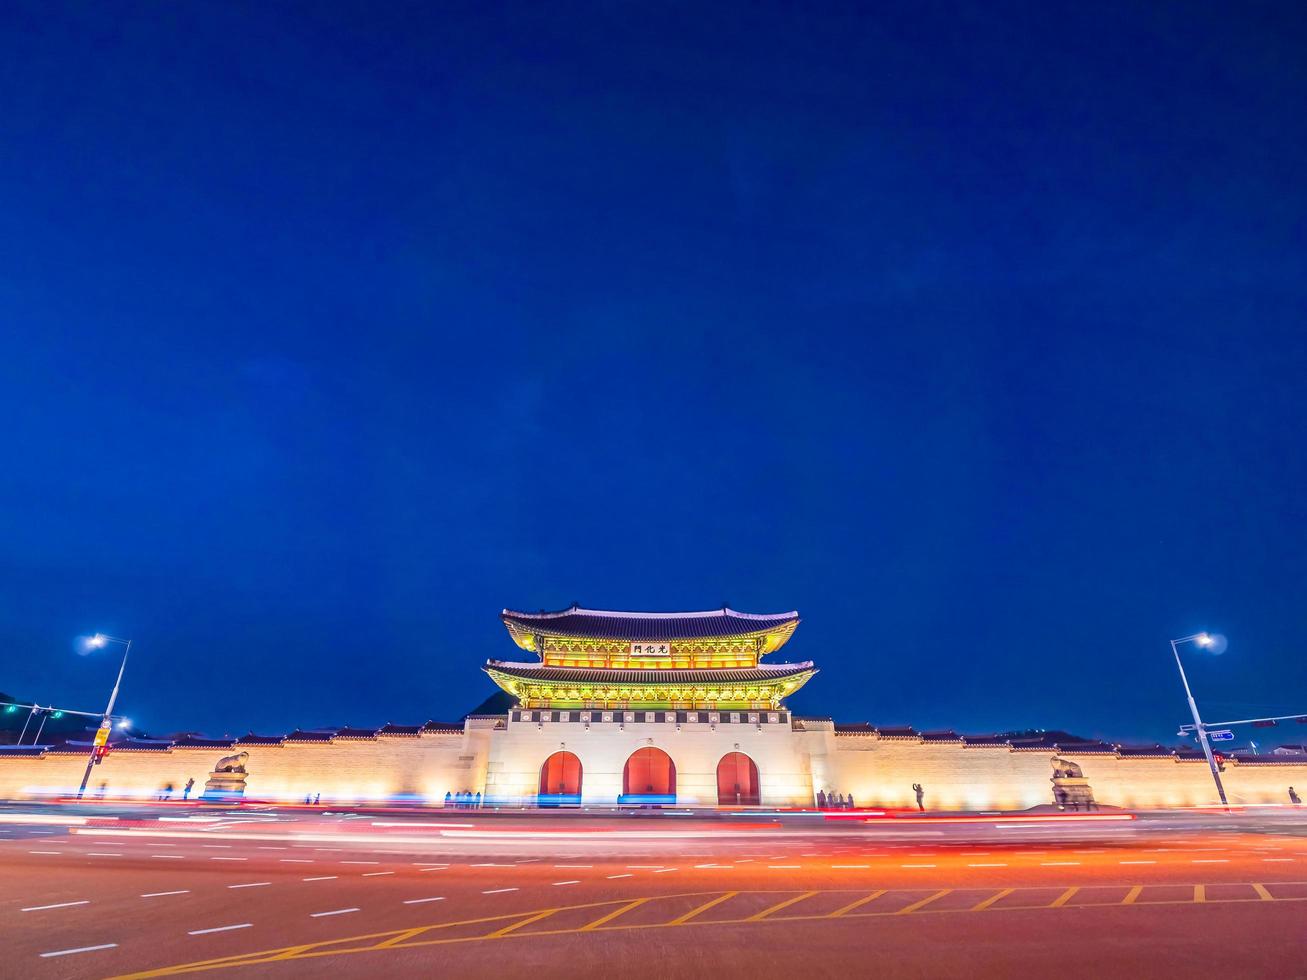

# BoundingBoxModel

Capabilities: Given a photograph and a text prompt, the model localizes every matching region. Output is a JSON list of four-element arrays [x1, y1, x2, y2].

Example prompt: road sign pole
[[1172, 638, 1229, 808]]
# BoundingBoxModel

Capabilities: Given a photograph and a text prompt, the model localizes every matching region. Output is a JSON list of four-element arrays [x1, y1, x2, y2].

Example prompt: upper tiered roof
[[501, 605, 800, 652]]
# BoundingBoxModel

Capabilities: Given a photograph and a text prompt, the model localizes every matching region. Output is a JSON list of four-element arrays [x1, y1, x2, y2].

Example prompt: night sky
[[3, 2, 1306, 747]]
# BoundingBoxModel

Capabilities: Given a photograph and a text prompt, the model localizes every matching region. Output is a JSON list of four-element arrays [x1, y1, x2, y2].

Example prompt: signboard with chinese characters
[[93, 723, 111, 747], [629, 643, 671, 657]]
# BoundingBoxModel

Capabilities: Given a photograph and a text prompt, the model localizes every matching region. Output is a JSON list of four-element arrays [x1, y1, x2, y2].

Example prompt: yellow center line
[[748, 891, 819, 921], [372, 927, 433, 949], [112, 885, 1307, 978], [1049, 887, 1079, 908], [896, 889, 952, 915], [671, 891, 739, 925], [830, 890, 886, 917], [486, 908, 559, 938], [970, 888, 1014, 911], [580, 897, 650, 931]]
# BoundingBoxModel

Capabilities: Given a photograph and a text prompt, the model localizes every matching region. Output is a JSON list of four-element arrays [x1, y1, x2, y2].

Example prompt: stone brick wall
[[3, 722, 1305, 810], [0, 732, 485, 804]]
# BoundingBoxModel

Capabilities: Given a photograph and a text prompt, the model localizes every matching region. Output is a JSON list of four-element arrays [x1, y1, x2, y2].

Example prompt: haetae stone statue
[[212, 751, 249, 774], [202, 750, 251, 800]]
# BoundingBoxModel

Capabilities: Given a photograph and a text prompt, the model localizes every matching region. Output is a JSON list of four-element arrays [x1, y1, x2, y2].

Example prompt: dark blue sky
[[3, 2, 1305, 746]]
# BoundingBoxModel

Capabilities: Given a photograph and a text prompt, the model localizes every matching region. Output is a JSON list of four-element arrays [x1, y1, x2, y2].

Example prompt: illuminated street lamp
[[76, 633, 132, 800], [1170, 632, 1228, 808]]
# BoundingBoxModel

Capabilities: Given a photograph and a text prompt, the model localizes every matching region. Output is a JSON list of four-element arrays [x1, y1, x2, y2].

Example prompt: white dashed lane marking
[[228, 882, 271, 889], [552, 880, 580, 886], [310, 908, 359, 918], [22, 900, 89, 912], [483, 888, 518, 894], [189, 924, 251, 936], [142, 890, 190, 898], [404, 896, 445, 904], [40, 944, 117, 958]]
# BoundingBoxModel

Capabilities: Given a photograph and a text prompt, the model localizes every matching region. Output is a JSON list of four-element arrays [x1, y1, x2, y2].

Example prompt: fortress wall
[[3, 726, 1305, 809], [824, 738, 1055, 810], [0, 733, 485, 804], [1219, 761, 1307, 805], [821, 736, 1307, 810]]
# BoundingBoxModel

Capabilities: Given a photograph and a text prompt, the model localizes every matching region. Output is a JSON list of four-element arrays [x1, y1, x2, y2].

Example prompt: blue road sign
[[1209, 729, 1235, 741]]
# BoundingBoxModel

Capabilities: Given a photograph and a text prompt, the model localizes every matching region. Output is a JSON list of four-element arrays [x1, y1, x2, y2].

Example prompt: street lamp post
[[76, 634, 132, 800], [1170, 632, 1228, 808]]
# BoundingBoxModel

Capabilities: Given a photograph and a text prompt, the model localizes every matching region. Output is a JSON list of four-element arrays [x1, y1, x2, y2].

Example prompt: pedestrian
[[183, 777, 195, 801], [162, 782, 175, 801], [444, 791, 453, 807], [913, 783, 925, 811], [474, 791, 482, 808], [313, 792, 321, 805], [847, 794, 855, 810], [1290, 787, 1302, 805], [816, 789, 827, 809]]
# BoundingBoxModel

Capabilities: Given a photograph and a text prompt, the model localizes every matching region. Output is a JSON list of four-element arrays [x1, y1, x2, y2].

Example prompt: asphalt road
[[3, 803, 1307, 979]]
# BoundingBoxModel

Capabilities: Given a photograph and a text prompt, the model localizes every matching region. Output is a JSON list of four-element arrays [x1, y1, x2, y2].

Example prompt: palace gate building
[[2, 605, 1306, 809]]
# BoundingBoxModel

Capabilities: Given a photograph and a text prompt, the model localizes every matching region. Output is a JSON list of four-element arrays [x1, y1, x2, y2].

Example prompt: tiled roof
[[111, 739, 175, 751], [1055, 741, 1119, 754], [963, 736, 1011, 747], [920, 730, 963, 743], [333, 728, 378, 740], [1116, 744, 1175, 757], [1230, 755, 1307, 765], [170, 736, 237, 749], [0, 745, 49, 757], [236, 733, 286, 745], [378, 723, 422, 736], [875, 726, 918, 739], [485, 661, 815, 685], [283, 730, 335, 742], [48, 742, 92, 753], [501, 605, 799, 641]]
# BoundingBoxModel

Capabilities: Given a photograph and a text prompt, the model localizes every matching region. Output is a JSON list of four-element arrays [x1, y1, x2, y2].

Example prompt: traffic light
[[52, 710, 63, 719], [3, 704, 15, 714], [93, 745, 110, 765]]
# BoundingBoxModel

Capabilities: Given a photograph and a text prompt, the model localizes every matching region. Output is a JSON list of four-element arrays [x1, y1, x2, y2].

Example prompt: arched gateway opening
[[621, 747, 676, 804], [538, 751, 582, 806], [716, 751, 760, 805]]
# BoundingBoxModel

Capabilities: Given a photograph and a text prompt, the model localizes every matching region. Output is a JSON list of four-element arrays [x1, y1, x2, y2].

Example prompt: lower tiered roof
[[484, 659, 817, 708]]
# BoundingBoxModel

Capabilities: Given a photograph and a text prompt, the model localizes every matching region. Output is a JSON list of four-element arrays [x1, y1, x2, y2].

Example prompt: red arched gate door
[[621, 747, 676, 804], [538, 751, 582, 806], [716, 751, 760, 805]]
